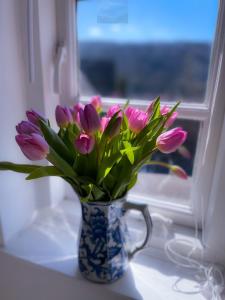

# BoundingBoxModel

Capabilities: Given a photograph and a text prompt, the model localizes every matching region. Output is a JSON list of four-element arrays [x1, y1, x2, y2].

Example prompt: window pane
[[131, 119, 200, 204], [77, 0, 218, 102]]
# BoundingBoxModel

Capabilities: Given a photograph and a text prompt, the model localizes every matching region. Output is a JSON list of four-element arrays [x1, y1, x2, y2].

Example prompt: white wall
[[0, 0, 65, 244], [0, 0, 37, 244]]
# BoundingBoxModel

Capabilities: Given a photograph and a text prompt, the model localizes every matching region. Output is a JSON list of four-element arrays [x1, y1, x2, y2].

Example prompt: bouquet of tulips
[[0, 96, 187, 202]]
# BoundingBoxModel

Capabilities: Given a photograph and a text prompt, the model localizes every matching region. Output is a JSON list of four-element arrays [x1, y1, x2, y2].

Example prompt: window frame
[[58, 0, 225, 231]]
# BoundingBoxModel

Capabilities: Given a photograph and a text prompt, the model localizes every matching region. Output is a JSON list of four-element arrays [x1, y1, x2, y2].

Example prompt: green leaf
[[0, 162, 40, 174], [39, 120, 73, 164], [150, 96, 161, 120], [133, 116, 163, 146], [127, 173, 138, 191], [47, 148, 77, 180], [26, 166, 62, 180]]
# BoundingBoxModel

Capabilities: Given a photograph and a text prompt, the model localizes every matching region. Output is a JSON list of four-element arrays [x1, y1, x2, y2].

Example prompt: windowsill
[[1, 199, 208, 299]]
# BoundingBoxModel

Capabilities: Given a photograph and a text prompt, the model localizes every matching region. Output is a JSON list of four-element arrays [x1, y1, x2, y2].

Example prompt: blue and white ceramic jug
[[78, 197, 152, 283]]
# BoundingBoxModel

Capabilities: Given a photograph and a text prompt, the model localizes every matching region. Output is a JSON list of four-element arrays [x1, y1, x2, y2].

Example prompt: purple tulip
[[79, 104, 101, 135], [125, 107, 148, 134], [16, 121, 40, 135], [15, 133, 49, 161], [105, 116, 122, 139], [55, 105, 73, 128], [70, 103, 84, 125], [106, 104, 122, 118], [74, 133, 95, 154], [26, 110, 46, 126], [160, 105, 178, 128], [156, 127, 187, 154], [90, 96, 102, 113]]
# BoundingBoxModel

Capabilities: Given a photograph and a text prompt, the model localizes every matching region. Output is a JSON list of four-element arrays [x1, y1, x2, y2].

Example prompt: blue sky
[[77, 0, 218, 43]]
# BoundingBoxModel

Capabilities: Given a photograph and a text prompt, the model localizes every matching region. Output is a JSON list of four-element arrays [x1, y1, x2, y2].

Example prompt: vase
[[78, 196, 152, 283]]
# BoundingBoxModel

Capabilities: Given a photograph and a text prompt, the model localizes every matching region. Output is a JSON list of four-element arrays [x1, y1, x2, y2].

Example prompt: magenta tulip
[[100, 117, 110, 132], [160, 105, 178, 128], [79, 104, 101, 134], [70, 103, 84, 125], [171, 165, 188, 179], [106, 104, 122, 118], [26, 110, 46, 126], [156, 127, 187, 153], [125, 107, 148, 134], [55, 105, 73, 128], [74, 133, 95, 154], [90, 96, 102, 113], [15, 134, 49, 161], [16, 121, 40, 135]]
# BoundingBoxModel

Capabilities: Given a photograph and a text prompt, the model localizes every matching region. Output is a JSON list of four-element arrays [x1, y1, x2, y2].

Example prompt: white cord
[[165, 237, 224, 299]]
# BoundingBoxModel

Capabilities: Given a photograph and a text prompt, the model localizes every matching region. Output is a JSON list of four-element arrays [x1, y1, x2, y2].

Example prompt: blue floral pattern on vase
[[78, 198, 130, 283]]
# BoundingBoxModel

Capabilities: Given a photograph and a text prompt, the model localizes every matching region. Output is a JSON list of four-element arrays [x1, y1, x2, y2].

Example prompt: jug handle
[[123, 201, 153, 260]]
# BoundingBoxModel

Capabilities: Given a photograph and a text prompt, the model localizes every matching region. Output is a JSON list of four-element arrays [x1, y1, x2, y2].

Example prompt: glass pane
[[77, 0, 218, 102], [131, 119, 200, 204]]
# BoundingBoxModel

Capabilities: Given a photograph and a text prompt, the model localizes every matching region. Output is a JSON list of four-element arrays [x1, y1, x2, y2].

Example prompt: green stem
[[145, 160, 172, 170]]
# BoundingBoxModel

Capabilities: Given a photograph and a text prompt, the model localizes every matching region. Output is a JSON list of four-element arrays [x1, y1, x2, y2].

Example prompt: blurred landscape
[[79, 42, 211, 102]]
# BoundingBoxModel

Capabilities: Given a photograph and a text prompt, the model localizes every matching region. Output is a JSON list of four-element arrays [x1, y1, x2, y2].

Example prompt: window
[[72, 0, 220, 226]]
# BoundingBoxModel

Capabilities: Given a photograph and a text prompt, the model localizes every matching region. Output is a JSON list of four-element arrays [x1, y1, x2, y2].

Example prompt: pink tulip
[[55, 105, 73, 128], [79, 104, 101, 134], [106, 104, 122, 118], [171, 165, 188, 179], [70, 103, 84, 125], [26, 110, 46, 126], [74, 133, 95, 155], [90, 96, 102, 113], [160, 105, 178, 128], [100, 117, 110, 132], [156, 127, 187, 153], [15, 134, 49, 161], [125, 107, 148, 134], [16, 121, 40, 135]]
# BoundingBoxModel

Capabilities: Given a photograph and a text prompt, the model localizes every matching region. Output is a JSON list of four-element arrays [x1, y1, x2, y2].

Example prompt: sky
[[77, 0, 218, 43]]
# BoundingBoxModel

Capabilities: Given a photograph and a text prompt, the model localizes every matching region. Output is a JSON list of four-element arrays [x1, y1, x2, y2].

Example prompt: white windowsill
[[0, 199, 209, 300]]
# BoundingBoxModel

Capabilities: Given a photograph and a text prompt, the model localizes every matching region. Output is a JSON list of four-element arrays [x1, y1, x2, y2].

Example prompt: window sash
[[58, 0, 225, 229]]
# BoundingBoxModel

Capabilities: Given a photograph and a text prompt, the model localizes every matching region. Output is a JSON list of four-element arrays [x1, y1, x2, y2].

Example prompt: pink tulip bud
[[106, 104, 122, 118], [160, 105, 178, 128], [55, 105, 73, 128], [90, 95, 102, 113], [105, 116, 122, 139], [125, 107, 148, 134], [16, 121, 40, 135], [74, 133, 95, 155], [15, 134, 49, 161], [160, 105, 170, 115], [156, 127, 187, 153], [70, 103, 84, 125], [26, 110, 46, 126], [146, 100, 155, 116], [100, 117, 110, 132], [79, 104, 101, 134], [171, 165, 188, 179]]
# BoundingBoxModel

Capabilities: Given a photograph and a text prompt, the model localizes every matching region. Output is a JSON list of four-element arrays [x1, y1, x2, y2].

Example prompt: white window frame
[[56, 0, 225, 234]]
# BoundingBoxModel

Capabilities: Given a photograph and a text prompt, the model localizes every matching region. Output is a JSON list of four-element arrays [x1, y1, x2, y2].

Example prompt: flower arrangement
[[0, 96, 187, 202]]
